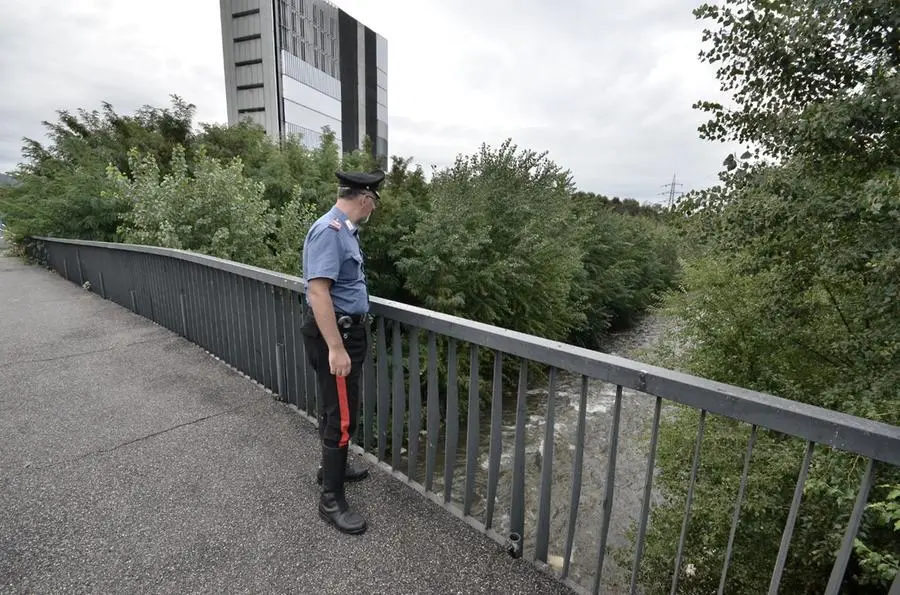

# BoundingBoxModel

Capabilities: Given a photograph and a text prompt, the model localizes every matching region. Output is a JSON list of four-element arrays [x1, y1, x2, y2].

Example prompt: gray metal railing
[[27, 237, 900, 595]]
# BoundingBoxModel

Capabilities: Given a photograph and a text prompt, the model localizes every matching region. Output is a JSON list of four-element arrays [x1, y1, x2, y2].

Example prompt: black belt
[[303, 305, 369, 326], [336, 312, 369, 328]]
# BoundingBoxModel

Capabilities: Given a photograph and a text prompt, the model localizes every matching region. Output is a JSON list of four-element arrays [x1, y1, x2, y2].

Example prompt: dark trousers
[[302, 317, 368, 448]]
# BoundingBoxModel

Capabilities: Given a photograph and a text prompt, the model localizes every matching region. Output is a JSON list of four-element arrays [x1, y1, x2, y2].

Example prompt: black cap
[[336, 170, 385, 200]]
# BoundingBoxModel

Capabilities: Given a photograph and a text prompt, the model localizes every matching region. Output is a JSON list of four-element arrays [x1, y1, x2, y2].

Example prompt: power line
[[660, 173, 684, 208]]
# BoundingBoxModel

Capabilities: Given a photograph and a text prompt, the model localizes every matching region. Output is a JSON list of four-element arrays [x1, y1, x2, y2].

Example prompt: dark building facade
[[220, 0, 387, 163]]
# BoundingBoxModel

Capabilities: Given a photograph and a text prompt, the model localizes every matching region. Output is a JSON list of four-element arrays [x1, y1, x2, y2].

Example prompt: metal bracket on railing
[[506, 532, 522, 558]]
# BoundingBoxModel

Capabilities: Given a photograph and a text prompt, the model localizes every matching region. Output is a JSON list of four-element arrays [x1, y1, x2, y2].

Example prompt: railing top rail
[[32, 236, 900, 466], [31, 236, 309, 293]]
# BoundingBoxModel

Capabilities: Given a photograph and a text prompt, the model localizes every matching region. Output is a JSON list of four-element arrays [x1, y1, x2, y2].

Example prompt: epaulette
[[328, 218, 342, 231]]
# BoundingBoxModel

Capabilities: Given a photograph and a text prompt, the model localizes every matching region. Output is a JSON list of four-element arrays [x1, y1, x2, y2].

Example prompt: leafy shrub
[[110, 146, 277, 268]]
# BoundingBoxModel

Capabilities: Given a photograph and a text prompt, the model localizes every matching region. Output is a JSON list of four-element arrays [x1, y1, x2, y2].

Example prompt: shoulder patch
[[328, 218, 342, 231]]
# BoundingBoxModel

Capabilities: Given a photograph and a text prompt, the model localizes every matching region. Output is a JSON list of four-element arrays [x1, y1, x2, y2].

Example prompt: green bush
[[0, 96, 196, 245], [109, 145, 277, 268], [397, 140, 586, 342]]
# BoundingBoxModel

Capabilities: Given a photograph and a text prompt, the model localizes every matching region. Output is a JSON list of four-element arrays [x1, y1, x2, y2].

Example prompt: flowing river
[[394, 314, 672, 594]]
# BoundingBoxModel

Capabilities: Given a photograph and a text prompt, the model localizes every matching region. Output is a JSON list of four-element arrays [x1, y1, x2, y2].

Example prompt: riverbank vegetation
[[634, 0, 900, 592]]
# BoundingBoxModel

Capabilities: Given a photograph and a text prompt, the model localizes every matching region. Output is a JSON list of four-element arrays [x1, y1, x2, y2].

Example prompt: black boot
[[319, 445, 367, 535], [316, 451, 369, 485]]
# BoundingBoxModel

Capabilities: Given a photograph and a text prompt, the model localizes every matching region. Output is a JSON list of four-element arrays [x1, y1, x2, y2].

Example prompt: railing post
[[630, 396, 663, 591], [75, 249, 84, 285], [534, 366, 557, 564], [180, 293, 188, 336], [509, 360, 528, 552], [406, 329, 422, 483], [362, 320, 376, 452], [273, 286, 287, 400], [768, 441, 816, 595], [424, 331, 439, 492], [671, 409, 707, 595], [485, 351, 504, 531], [462, 343, 480, 517], [562, 375, 589, 580], [718, 425, 758, 594], [392, 321, 404, 471], [593, 384, 624, 595], [443, 338, 458, 503], [275, 342, 285, 399], [376, 317, 389, 462], [824, 458, 876, 595]]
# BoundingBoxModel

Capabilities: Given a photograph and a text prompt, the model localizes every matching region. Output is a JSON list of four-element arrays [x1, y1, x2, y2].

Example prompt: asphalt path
[[0, 255, 574, 595]]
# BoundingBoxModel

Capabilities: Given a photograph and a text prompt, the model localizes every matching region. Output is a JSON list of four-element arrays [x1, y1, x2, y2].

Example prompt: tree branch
[[822, 281, 854, 336]]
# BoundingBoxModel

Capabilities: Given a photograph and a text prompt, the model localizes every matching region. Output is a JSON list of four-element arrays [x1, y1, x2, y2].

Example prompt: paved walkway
[[0, 255, 573, 595]]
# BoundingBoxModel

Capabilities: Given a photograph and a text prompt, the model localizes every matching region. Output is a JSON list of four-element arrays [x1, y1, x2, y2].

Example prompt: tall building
[[219, 0, 388, 164]]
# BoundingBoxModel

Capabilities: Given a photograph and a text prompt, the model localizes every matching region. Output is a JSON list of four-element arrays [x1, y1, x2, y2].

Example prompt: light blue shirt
[[302, 206, 369, 315]]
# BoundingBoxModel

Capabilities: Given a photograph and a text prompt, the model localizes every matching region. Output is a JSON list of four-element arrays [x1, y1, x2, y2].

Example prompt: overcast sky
[[0, 0, 740, 203]]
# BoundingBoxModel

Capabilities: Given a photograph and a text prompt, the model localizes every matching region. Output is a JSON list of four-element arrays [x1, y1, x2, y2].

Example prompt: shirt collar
[[329, 206, 358, 236]]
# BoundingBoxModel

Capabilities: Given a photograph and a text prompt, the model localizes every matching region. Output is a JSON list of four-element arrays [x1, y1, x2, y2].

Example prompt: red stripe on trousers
[[336, 375, 351, 447]]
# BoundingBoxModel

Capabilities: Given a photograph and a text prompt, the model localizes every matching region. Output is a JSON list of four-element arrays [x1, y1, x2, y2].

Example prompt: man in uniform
[[300, 169, 384, 535]]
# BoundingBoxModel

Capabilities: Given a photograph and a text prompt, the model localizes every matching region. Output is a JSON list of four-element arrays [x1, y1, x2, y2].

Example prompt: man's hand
[[329, 346, 352, 377]]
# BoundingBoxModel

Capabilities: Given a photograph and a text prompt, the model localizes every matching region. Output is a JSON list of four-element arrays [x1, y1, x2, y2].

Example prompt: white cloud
[[0, 0, 742, 202]]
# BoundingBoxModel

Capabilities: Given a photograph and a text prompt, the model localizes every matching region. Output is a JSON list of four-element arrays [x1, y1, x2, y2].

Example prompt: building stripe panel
[[283, 97, 342, 139], [281, 75, 342, 121], [364, 26, 378, 154], [281, 51, 341, 100], [338, 9, 359, 152]]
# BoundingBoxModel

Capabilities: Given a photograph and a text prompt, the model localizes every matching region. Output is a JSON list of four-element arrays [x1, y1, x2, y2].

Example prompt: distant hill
[[0, 173, 21, 187]]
